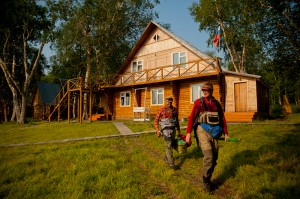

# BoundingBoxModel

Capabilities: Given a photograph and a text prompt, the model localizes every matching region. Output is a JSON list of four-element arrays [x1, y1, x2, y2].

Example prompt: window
[[151, 88, 164, 105], [132, 61, 143, 73], [173, 52, 186, 68], [153, 34, 160, 41], [191, 84, 204, 102], [120, 91, 130, 106]]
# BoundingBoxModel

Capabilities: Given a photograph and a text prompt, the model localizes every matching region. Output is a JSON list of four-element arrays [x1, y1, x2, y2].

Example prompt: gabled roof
[[37, 81, 61, 105], [222, 69, 269, 88], [117, 20, 213, 75]]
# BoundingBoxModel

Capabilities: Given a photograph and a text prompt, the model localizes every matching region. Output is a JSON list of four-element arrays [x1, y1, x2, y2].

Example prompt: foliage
[[0, 114, 299, 198], [190, 0, 300, 105], [0, 0, 54, 124], [48, 0, 160, 82], [190, 0, 264, 73]]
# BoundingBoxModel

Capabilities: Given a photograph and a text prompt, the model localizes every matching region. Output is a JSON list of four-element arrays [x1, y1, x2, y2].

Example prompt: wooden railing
[[113, 58, 219, 86]]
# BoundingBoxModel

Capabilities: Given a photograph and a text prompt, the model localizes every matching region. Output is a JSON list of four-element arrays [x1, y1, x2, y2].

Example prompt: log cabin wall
[[111, 77, 223, 120], [112, 82, 179, 120]]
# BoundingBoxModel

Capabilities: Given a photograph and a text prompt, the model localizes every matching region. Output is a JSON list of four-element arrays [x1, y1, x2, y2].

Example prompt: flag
[[213, 26, 221, 47]]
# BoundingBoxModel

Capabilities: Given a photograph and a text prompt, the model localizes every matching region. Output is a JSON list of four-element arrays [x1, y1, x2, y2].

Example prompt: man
[[186, 82, 230, 192], [154, 96, 181, 170]]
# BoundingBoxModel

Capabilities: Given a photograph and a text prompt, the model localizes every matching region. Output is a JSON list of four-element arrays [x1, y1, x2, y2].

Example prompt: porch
[[225, 112, 256, 123]]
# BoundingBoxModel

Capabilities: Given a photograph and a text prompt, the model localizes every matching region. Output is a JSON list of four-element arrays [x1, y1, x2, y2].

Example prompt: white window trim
[[120, 91, 131, 107], [132, 60, 143, 73], [190, 83, 204, 103], [172, 51, 187, 69], [151, 88, 164, 105]]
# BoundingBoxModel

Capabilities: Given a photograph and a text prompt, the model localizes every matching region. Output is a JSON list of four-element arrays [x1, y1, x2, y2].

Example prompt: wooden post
[[77, 95, 80, 122], [68, 80, 70, 123], [80, 78, 83, 124], [89, 86, 92, 122], [216, 57, 221, 73], [58, 91, 60, 122]]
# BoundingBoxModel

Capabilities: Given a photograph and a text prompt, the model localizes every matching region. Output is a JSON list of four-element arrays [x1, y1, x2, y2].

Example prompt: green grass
[[0, 121, 119, 145], [0, 114, 299, 198]]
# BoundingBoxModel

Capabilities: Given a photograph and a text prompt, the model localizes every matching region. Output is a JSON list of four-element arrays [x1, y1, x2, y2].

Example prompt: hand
[[225, 134, 230, 142], [156, 131, 161, 137], [185, 133, 192, 145]]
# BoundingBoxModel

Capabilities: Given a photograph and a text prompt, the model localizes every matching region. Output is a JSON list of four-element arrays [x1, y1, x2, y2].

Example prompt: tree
[[49, 0, 159, 119], [190, 0, 264, 73], [257, 0, 300, 104], [0, 0, 53, 124], [190, 0, 300, 105]]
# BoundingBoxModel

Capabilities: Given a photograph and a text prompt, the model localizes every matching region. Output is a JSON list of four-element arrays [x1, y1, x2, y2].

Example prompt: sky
[[43, 0, 220, 61], [154, 0, 216, 53]]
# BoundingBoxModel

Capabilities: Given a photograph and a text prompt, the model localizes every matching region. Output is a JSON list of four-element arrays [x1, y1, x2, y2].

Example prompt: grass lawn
[[0, 114, 299, 198]]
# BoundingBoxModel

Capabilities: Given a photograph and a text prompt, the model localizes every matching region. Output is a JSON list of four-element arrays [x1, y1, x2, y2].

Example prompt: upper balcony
[[101, 58, 220, 88]]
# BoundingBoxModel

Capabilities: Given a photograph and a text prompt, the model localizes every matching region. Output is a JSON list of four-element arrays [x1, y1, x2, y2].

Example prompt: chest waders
[[159, 109, 177, 169], [195, 97, 223, 192]]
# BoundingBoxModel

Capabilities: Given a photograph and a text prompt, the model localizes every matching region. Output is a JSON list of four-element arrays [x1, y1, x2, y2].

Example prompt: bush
[[291, 104, 300, 113], [271, 104, 282, 116]]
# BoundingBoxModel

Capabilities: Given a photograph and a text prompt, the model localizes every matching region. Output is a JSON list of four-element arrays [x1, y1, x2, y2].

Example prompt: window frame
[[191, 84, 204, 103], [120, 91, 131, 107], [151, 88, 164, 105], [132, 60, 143, 73], [172, 51, 187, 68]]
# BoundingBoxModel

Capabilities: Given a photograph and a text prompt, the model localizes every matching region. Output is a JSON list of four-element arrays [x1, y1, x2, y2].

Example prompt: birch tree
[[0, 0, 53, 124]]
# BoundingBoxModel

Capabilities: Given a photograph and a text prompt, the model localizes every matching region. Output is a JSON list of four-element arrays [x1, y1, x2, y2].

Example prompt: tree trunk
[[72, 95, 76, 119], [10, 89, 17, 122], [4, 104, 8, 122], [82, 46, 91, 120], [19, 93, 27, 124]]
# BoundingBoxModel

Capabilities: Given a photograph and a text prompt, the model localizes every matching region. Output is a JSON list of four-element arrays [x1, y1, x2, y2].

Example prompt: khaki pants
[[163, 129, 176, 166], [197, 125, 219, 181]]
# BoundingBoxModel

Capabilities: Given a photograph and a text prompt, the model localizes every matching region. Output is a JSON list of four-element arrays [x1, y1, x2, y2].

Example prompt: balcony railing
[[114, 58, 219, 86]]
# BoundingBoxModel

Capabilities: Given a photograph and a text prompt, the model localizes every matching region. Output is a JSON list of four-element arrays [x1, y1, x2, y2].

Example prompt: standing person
[[185, 82, 230, 192], [154, 96, 181, 170]]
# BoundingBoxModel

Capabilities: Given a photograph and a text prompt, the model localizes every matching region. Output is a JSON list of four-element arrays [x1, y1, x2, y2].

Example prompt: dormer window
[[153, 34, 160, 41], [132, 61, 143, 73]]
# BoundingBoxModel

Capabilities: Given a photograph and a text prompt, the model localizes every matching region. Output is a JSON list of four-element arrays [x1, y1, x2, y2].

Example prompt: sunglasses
[[201, 89, 211, 92]]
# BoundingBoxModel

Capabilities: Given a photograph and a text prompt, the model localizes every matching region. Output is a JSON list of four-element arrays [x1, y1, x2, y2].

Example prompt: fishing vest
[[198, 97, 220, 125]]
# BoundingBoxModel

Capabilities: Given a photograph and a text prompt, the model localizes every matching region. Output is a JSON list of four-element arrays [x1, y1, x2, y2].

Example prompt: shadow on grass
[[213, 123, 300, 197], [176, 146, 203, 168]]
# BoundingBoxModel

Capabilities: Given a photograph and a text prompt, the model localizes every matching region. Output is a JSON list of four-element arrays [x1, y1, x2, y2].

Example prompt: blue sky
[[155, 0, 216, 53], [43, 0, 220, 60]]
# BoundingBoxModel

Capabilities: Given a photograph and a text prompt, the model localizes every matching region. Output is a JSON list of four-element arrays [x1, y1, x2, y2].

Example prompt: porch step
[[224, 112, 255, 123], [88, 114, 106, 121]]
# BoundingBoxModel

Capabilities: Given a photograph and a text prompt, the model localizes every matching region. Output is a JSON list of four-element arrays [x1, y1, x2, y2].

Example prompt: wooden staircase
[[48, 77, 92, 123], [224, 112, 256, 123]]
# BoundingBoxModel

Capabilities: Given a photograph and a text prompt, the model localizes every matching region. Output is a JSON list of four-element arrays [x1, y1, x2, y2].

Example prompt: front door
[[234, 82, 247, 112]]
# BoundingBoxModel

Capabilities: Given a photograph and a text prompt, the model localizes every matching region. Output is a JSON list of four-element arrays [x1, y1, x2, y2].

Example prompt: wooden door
[[234, 82, 247, 112]]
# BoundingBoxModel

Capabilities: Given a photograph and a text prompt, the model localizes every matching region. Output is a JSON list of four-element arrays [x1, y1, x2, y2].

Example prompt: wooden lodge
[[99, 21, 270, 122]]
